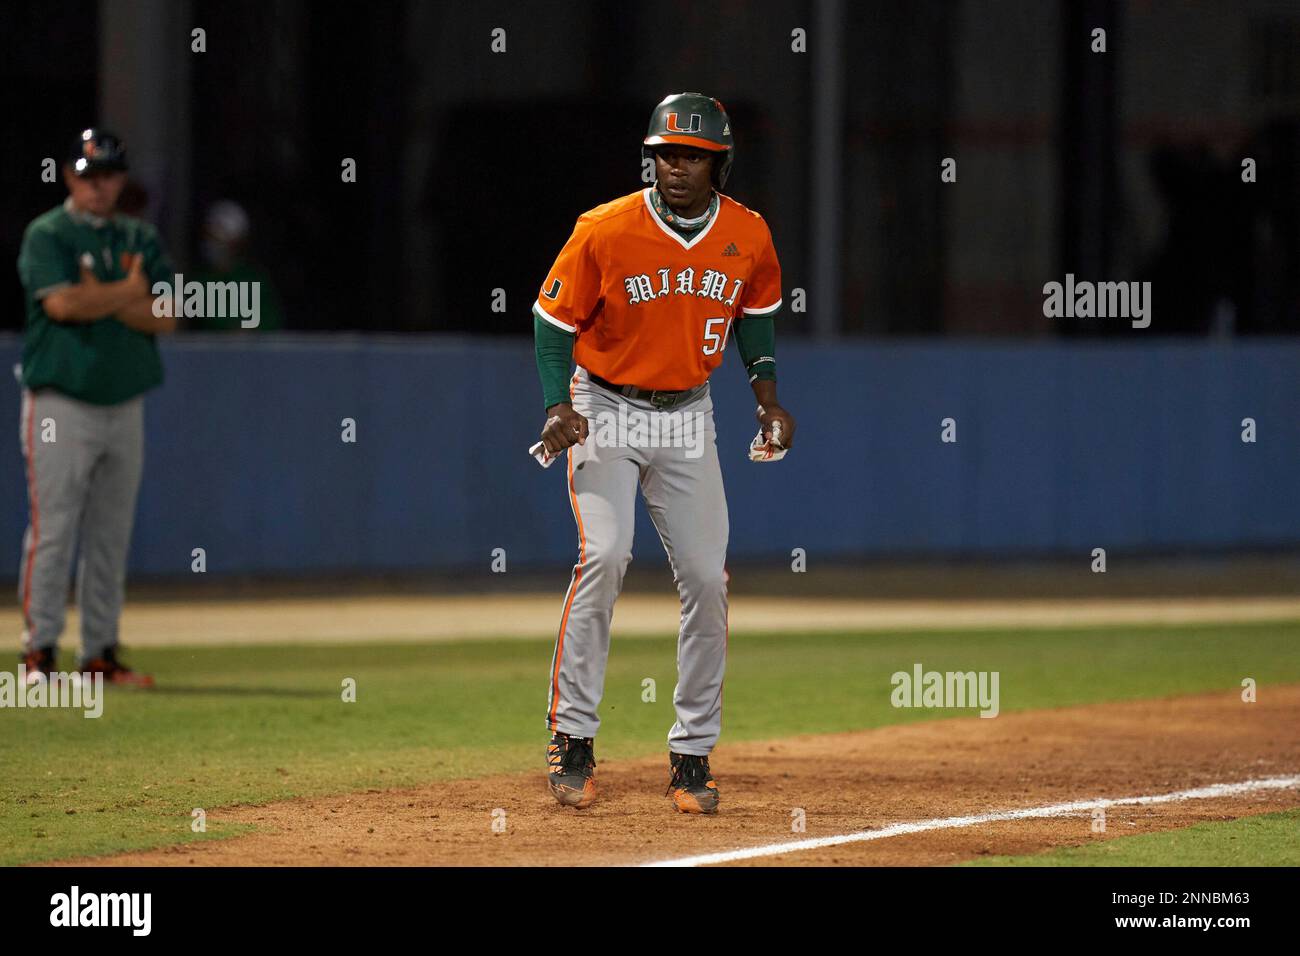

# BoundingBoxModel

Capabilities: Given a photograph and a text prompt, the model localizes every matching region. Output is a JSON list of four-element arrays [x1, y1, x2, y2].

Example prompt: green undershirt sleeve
[[733, 312, 777, 383], [534, 310, 575, 410]]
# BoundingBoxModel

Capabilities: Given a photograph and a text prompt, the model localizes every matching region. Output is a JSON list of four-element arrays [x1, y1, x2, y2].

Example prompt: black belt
[[587, 372, 702, 409]]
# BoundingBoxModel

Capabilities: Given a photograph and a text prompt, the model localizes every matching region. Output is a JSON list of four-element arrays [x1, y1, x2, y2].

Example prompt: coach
[[15, 128, 176, 688]]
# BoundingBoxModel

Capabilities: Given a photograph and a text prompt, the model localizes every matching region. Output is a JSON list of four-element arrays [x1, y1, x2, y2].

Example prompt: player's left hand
[[756, 403, 796, 449], [122, 252, 149, 298]]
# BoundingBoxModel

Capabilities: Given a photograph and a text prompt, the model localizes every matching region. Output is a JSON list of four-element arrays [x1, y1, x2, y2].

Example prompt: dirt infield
[[60, 685, 1300, 867], [41, 594, 1300, 647]]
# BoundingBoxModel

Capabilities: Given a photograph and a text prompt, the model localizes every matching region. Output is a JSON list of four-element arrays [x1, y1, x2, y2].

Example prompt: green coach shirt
[[16, 199, 173, 405]]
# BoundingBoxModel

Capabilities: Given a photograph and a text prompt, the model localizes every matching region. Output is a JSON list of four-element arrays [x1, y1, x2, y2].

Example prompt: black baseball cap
[[68, 128, 128, 175]]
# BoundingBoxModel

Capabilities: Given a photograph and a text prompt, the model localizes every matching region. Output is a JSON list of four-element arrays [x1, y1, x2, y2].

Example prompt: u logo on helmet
[[665, 112, 703, 134]]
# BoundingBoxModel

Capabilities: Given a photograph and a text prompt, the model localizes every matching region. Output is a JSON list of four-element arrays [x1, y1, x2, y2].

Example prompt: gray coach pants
[[546, 366, 730, 756], [18, 387, 145, 663]]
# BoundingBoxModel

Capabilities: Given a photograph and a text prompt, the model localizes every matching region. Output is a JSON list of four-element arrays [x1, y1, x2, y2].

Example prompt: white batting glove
[[748, 420, 788, 462]]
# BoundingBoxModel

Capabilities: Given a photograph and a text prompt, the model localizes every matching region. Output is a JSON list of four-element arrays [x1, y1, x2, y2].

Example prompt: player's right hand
[[541, 403, 589, 455]]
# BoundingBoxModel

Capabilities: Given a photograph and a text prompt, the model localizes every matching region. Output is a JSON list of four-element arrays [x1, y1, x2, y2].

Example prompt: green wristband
[[734, 313, 777, 382]]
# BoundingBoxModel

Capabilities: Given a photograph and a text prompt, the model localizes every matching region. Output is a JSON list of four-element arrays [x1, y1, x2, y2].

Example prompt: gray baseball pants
[[18, 387, 145, 663], [546, 365, 730, 756]]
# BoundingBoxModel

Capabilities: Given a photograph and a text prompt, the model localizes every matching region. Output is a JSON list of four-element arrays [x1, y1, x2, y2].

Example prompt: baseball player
[[533, 94, 796, 813], [15, 128, 176, 688]]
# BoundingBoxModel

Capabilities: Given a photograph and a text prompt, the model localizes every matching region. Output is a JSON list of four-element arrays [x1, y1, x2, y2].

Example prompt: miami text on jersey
[[623, 267, 744, 307]]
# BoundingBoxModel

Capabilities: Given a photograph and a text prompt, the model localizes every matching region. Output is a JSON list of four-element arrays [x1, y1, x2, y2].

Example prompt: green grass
[[1, 620, 1297, 864], [961, 808, 1300, 866]]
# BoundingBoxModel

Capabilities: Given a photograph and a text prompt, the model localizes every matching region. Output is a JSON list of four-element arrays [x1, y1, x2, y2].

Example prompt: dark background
[[0, 0, 1298, 577], [0, 0, 1297, 337]]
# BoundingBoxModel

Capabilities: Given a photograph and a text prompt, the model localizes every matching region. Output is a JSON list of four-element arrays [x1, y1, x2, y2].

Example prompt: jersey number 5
[[702, 316, 732, 355]]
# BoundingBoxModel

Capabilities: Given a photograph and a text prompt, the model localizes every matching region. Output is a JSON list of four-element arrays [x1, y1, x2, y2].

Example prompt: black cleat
[[81, 645, 155, 688], [547, 732, 597, 809], [666, 752, 720, 814], [20, 646, 55, 686]]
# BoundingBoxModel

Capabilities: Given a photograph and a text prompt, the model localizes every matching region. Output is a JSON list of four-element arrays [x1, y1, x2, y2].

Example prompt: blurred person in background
[[14, 128, 176, 688], [189, 199, 284, 331]]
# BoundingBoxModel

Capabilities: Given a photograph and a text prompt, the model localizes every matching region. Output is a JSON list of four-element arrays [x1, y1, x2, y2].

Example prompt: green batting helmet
[[642, 92, 734, 189]]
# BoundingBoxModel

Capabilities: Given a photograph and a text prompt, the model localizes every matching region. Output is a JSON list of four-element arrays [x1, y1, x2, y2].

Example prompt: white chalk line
[[641, 774, 1300, 867]]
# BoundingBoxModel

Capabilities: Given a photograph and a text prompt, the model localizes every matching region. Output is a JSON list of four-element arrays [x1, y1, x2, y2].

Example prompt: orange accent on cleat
[[547, 732, 597, 809], [666, 753, 720, 814], [82, 649, 155, 689], [549, 775, 597, 810]]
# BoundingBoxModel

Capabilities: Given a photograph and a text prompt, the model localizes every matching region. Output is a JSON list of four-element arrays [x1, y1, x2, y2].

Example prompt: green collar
[[650, 187, 718, 239]]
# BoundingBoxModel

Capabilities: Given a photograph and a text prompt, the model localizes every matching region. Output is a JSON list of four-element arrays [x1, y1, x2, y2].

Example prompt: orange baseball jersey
[[533, 188, 782, 391]]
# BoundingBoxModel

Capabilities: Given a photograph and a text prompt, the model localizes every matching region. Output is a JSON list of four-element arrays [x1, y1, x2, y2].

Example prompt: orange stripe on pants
[[548, 373, 586, 730], [20, 391, 40, 635]]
